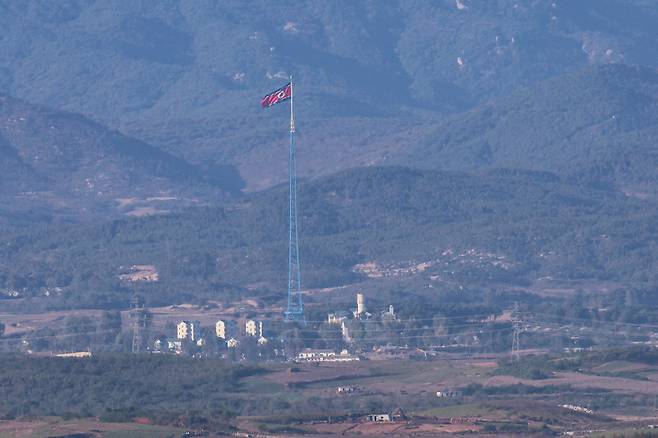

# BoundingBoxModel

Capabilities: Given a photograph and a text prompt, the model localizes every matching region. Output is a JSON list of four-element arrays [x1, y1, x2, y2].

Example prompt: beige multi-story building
[[356, 293, 366, 316], [245, 319, 258, 337], [177, 320, 199, 341], [353, 293, 371, 319], [216, 320, 226, 339]]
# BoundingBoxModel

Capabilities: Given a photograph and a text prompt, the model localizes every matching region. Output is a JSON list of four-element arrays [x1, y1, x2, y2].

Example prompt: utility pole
[[511, 302, 521, 362]]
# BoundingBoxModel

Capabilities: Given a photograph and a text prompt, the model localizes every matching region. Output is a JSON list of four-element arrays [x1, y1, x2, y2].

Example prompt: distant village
[[151, 292, 401, 363]]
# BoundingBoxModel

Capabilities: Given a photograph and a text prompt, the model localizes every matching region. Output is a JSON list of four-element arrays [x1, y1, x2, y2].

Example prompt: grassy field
[[592, 427, 658, 437], [416, 403, 507, 418], [0, 417, 184, 438]]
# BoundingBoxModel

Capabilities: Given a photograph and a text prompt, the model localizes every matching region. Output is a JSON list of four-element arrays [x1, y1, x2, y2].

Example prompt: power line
[[0, 329, 121, 345], [276, 327, 517, 342], [271, 312, 507, 325], [527, 311, 658, 330]]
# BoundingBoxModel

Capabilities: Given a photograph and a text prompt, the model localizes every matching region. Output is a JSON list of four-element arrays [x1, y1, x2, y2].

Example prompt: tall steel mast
[[284, 77, 304, 323]]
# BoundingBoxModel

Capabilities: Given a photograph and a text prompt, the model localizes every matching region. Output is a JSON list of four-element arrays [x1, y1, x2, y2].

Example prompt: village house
[[327, 311, 350, 325], [365, 409, 406, 423], [436, 389, 462, 399], [296, 348, 360, 363], [366, 413, 391, 422], [297, 348, 336, 361], [337, 386, 360, 395], [167, 340, 183, 354]]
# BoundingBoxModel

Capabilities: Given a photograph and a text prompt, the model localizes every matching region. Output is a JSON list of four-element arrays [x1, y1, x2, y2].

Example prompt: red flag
[[261, 83, 291, 108]]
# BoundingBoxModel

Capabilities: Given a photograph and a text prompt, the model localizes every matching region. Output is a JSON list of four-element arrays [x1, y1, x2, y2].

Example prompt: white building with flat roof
[[296, 349, 360, 363]]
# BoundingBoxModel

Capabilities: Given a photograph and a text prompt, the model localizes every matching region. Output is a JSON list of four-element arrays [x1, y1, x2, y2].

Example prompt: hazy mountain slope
[[396, 64, 658, 194], [0, 95, 240, 224], [0, 131, 42, 190], [3, 166, 656, 309], [1, 1, 658, 189]]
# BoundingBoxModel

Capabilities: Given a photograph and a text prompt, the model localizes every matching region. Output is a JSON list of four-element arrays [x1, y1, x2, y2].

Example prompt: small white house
[[366, 414, 391, 422]]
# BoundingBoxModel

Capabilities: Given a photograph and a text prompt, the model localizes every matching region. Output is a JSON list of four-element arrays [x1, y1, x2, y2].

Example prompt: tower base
[[284, 308, 305, 323]]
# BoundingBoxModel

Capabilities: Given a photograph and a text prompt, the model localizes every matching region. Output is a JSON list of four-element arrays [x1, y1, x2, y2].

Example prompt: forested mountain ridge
[[2, 1, 658, 189], [2, 166, 657, 310], [2, 62, 657, 228], [400, 64, 658, 194], [0, 95, 241, 225]]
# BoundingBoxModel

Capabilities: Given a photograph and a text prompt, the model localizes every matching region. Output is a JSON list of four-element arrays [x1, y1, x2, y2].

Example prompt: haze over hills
[[3, 61, 657, 226], [248, 64, 658, 194], [0, 95, 241, 225], [399, 64, 658, 194], [2, 1, 658, 189]]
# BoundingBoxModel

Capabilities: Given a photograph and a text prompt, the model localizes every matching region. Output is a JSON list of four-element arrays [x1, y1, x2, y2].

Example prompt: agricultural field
[[2, 343, 658, 436], [0, 417, 188, 438], [228, 351, 658, 436]]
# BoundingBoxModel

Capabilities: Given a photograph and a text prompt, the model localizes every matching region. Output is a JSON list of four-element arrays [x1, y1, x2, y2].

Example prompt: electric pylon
[[511, 302, 521, 362], [130, 294, 148, 353]]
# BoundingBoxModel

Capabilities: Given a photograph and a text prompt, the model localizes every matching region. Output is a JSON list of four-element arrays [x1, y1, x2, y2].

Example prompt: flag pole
[[285, 75, 304, 323], [289, 76, 295, 133]]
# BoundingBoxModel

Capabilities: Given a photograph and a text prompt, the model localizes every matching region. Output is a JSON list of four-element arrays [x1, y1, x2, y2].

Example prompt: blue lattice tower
[[284, 79, 304, 323]]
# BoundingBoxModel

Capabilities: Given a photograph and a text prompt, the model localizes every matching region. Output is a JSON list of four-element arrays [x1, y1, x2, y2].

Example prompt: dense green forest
[[0, 354, 449, 428], [0, 354, 258, 427], [2, 166, 658, 311]]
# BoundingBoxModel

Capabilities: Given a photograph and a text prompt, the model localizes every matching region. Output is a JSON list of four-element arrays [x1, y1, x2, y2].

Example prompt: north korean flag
[[261, 83, 291, 108]]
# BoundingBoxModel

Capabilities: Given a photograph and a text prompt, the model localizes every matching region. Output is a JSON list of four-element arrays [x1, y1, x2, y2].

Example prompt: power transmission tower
[[130, 294, 148, 353], [511, 302, 521, 362], [284, 78, 304, 323]]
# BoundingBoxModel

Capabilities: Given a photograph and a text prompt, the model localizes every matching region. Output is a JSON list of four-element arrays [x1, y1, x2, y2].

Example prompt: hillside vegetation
[[402, 65, 658, 194], [0, 95, 241, 226], [2, 166, 657, 309]]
